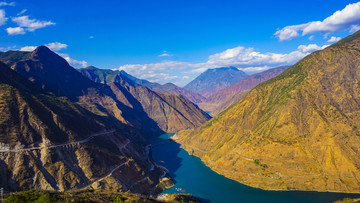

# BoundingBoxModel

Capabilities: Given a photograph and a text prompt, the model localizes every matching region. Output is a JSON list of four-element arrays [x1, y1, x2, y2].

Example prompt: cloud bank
[[58, 53, 89, 68], [20, 42, 67, 52], [116, 43, 330, 86], [0, 9, 7, 26], [275, 2, 360, 41], [11, 15, 55, 33]]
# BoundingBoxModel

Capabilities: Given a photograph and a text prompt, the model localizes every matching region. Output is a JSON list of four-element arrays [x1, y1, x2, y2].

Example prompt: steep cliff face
[[0, 62, 167, 194], [177, 31, 360, 193], [79, 67, 206, 103], [109, 75, 211, 132], [183, 67, 248, 98], [199, 66, 289, 115]]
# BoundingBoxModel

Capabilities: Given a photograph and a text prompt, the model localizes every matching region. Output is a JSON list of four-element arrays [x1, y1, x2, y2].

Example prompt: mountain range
[[79, 66, 206, 104], [0, 46, 210, 194], [79, 66, 211, 132], [0, 60, 165, 194], [198, 66, 289, 116], [176, 30, 360, 193], [2, 27, 360, 198], [183, 67, 248, 98]]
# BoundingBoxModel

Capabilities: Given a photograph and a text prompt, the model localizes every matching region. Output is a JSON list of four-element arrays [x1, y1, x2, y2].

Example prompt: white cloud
[[297, 44, 327, 52], [158, 51, 172, 57], [116, 61, 203, 86], [0, 9, 7, 26], [89, 36, 94, 39], [207, 46, 307, 68], [17, 43, 85, 69], [327, 36, 341, 43], [19, 42, 68, 52], [20, 45, 36, 51], [350, 24, 360, 33], [183, 67, 208, 74], [114, 43, 329, 86], [275, 25, 304, 41], [141, 72, 178, 84], [11, 15, 55, 32], [240, 66, 271, 73], [309, 35, 315, 40], [159, 53, 170, 57], [58, 53, 88, 68], [6, 27, 25, 35], [275, 2, 360, 41], [17, 9, 27, 16], [0, 2, 14, 6], [207, 44, 330, 70], [118, 61, 201, 74], [45, 42, 67, 51]]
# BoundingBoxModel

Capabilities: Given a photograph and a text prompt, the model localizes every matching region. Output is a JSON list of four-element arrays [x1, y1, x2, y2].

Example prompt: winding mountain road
[[79, 138, 131, 190], [0, 130, 116, 153], [1, 130, 169, 194]]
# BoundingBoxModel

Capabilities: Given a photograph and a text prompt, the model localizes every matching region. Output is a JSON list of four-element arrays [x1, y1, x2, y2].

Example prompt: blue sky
[[0, 0, 360, 86]]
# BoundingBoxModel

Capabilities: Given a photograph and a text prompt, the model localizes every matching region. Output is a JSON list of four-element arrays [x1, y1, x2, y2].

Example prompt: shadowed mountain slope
[[79, 66, 206, 103], [0, 62, 168, 194], [4, 46, 163, 137], [102, 74, 211, 132]]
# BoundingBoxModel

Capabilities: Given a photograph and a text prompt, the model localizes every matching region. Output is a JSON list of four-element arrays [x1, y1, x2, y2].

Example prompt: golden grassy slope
[[177, 31, 360, 193]]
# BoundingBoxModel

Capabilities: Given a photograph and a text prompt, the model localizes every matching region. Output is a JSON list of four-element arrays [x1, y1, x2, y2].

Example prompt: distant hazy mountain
[[177, 30, 360, 193], [0, 61, 167, 194], [79, 66, 206, 103], [199, 66, 289, 115], [183, 67, 248, 98]]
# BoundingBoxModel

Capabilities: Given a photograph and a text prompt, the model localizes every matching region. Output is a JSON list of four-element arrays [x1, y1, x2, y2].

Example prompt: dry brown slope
[[0, 62, 166, 194], [110, 75, 211, 132], [177, 30, 360, 193]]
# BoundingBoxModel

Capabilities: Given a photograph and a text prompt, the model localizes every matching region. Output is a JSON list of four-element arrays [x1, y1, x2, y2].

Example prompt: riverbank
[[151, 133, 360, 203]]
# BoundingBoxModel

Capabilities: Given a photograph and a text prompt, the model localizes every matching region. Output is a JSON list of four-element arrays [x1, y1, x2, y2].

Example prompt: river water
[[150, 133, 360, 203]]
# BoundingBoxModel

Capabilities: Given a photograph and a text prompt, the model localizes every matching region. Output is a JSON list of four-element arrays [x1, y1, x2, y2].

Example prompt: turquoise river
[[150, 133, 360, 203]]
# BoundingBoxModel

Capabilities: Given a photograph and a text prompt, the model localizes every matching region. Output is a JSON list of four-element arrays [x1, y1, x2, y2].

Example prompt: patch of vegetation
[[254, 159, 268, 170], [4, 190, 200, 203], [0, 51, 32, 62], [5, 191, 60, 203]]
